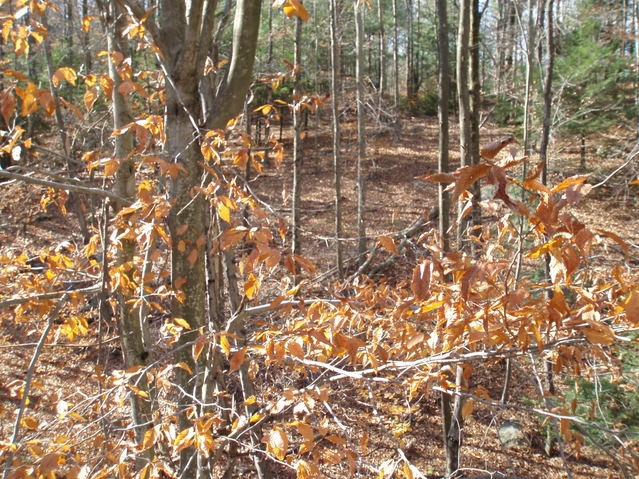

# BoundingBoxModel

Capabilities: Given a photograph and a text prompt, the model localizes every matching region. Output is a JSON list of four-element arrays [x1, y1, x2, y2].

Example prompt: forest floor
[[0, 111, 637, 478]]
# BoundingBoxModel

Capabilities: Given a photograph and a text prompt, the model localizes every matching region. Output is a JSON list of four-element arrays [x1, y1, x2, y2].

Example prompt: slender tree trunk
[[268, 1, 274, 67], [522, 0, 536, 157], [377, 0, 386, 102], [537, 0, 546, 66], [469, 0, 482, 241], [456, 0, 472, 249], [634, 0, 639, 135], [496, 0, 505, 94], [436, 5, 457, 473], [25, 11, 39, 136], [405, 0, 414, 99], [507, 0, 537, 405], [540, 0, 556, 457], [105, 1, 154, 467], [436, 0, 450, 253], [264, 2, 273, 156], [414, 0, 422, 94], [313, 0, 319, 94], [392, 0, 400, 109], [292, 16, 303, 258], [82, 0, 92, 71], [42, 12, 89, 242], [330, 0, 343, 276], [447, 1, 473, 472], [540, 0, 554, 185], [506, 1, 517, 93], [355, 0, 367, 262], [64, 0, 74, 66]]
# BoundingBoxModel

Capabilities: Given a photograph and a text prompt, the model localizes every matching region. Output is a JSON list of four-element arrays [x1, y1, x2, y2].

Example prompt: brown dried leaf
[[229, 348, 247, 373], [377, 236, 398, 255]]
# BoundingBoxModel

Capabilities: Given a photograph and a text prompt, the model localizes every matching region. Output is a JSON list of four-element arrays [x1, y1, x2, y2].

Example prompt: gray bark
[[405, 0, 414, 99], [64, 0, 74, 66], [469, 0, 482, 240], [456, 0, 472, 249], [96, 0, 156, 468], [355, 0, 367, 262], [83, 0, 92, 71], [292, 16, 303, 258], [330, 0, 344, 275], [377, 0, 386, 100], [392, 0, 400, 108], [522, 0, 536, 157], [540, 0, 556, 457], [436, 0, 450, 252], [114, 1, 262, 476]]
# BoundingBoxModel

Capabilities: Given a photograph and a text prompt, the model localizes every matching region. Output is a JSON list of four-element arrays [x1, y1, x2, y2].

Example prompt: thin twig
[[2, 295, 67, 479]]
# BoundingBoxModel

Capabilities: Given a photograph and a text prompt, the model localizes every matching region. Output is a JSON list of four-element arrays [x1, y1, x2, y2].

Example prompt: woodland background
[[0, 0, 638, 478]]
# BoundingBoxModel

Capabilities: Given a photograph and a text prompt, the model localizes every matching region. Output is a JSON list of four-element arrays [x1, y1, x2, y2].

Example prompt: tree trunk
[[436, 0, 450, 253], [392, 0, 400, 109], [540, 0, 554, 185], [64, 0, 74, 66], [113, 1, 261, 476], [377, 0, 386, 101], [105, 1, 154, 466], [540, 0, 556, 457], [634, 0, 639, 135], [292, 16, 303, 258], [456, 0, 472, 250], [82, 0, 92, 71], [355, 0, 367, 263], [507, 0, 537, 406], [522, 0, 536, 157], [405, 0, 414, 99], [42, 12, 89, 242], [330, 0, 344, 276], [469, 0, 482, 243], [495, 0, 505, 94]]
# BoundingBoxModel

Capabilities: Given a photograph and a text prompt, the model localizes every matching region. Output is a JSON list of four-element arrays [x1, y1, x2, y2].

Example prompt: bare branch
[[0, 285, 101, 309], [0, 170, 130, 204], [2, 295, 66, 479]]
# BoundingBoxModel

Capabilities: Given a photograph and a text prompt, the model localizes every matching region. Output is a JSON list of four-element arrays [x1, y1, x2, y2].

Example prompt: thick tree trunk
[[113, 1, 261, 476], [165, 82, 209, 475]]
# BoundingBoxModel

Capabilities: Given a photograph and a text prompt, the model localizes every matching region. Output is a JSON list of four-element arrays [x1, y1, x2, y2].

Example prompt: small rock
[[498, 420, 529, 449]]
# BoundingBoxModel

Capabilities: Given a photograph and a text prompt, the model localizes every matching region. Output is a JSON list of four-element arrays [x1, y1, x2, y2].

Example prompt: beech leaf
[[376, 236, 398, 255], [229, 348, 247, 373]]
